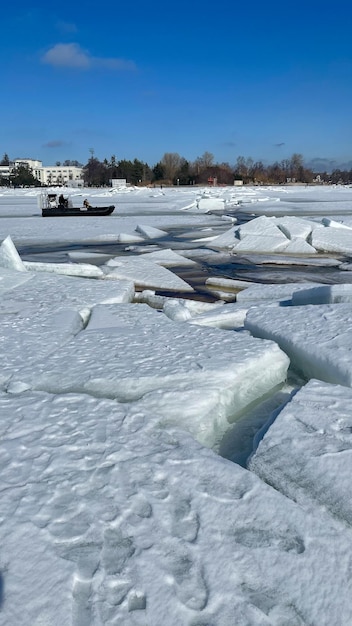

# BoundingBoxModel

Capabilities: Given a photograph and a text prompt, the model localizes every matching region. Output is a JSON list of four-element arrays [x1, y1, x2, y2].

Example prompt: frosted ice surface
[[245, 302, 352, 386], [238, 253, 340, 266], [135, 224, 168, 238], [205, 276, 254, 290], [0, 305, 84, 388], [311, 226, 352, 254], [0, 270, 134, 309], [292, 284, 352, 305], [104, 256, 194, 291], [275, 215, 314, 240], [23, 260, 105, 278], [197, 197, 225, 211], [233, 233, 289, 253], [188, 302, 248, 330], [283, 237, 317, 253], [120, 248, 197, 267], [3, 389, 352, 624], [236, 282, 321, 303], [208, 226, 238, 249], [13, 303, 289, 447], [0, 235, 27, 271], [321, 217, 352, 230], [249, 379, 352, 527], [0, 266, 35, 293], [238, 215, 289, 239]]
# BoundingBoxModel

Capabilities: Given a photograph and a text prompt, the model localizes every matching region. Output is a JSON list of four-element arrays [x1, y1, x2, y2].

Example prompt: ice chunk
[[14, 303, 289, 447], [135, 224, 168, 239], [131, 248, 198, 267], [0, 235, 27, 272], [249, 379, 352, 527], [104, 256, 194, 292], [188, 302, 248, 330], [283, 238, 317, 254], [0, 305, 84, 388], [208, 226, 238, 249], [292, 284, 352, 306], [196, 197, 225, 212], [275, 216, 314, 240], [236, 282, 321, 303], [311, 226, 352, 255], [321, 217, 352, 230], [163, 299, 193, 321], [245, 302, 352, 387], [233, 234, 289, 253], [205, 277, 254, 291], [23, 261, 104, 278], [205, 277, 254, 302], [238, 215, 289, 240]]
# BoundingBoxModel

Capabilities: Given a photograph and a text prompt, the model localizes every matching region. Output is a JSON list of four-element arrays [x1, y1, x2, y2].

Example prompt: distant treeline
[[1, 152, 352, 187], [80, 152, 352, 187]]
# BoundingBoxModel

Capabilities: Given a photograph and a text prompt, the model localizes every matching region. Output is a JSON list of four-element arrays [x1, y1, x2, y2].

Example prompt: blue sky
[[2, 0, 352, 169]]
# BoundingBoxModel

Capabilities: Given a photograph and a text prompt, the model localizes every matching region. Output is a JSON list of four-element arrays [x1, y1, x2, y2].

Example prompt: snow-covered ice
[[3, 185, 352, 624], [249, 378, 352, 526]]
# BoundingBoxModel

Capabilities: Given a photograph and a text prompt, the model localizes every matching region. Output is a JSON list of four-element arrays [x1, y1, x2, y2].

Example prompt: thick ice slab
[[104, 256, 194, 292], [0, 270, 134, 309], [292, 283, 352, 305], [233, 234, 289, 253], [0, 235, 27, 271], [23, 260, 105, 278], [311, 226, 352, 255], [275, 215, 315, 240], [236, 282, 321, 303], [0, 272, 134, 387], [238, 215, 290, 240], [249, 379, 352, 527], [138, 248, 198, 267], [13, 303, 289, 447], [188, 302, 248, 330], [0, 305, 84, 388], [135, 224, 168, 238], [245, 302, 352, 386], [3, 388, 352, 625], [283, 238, 317, 253]]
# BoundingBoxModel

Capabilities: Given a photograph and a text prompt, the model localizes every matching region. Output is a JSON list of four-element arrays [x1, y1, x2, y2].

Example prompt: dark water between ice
[[17, 212, 352, 302]]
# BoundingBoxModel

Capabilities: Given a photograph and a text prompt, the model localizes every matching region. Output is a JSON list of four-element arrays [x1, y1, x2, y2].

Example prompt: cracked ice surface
[[9, 303, 289, 447], [245, 301, 352, 386], [4, 186, 352, 624], [249, 379, 352, 527], [2, 389, 352, 625]]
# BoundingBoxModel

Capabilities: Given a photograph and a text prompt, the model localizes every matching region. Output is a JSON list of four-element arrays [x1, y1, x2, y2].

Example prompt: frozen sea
[[2, 184, 352, 625]]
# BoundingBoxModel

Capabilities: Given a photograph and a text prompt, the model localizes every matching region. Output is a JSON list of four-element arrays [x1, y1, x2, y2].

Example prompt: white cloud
[[41, 43, 136, 71]]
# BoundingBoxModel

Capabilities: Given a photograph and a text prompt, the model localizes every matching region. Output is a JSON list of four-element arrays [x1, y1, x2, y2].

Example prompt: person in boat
[[58, 193, 69, 208], [83, 199, 91, 208]]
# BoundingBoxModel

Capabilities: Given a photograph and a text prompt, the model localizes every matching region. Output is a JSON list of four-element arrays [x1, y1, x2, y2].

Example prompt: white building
[[0, 158, 84, 186], [41, 165, 84, 186]]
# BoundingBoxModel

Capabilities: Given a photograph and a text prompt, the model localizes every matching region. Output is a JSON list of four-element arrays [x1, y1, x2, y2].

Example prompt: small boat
[[39, 193, 115, 217]]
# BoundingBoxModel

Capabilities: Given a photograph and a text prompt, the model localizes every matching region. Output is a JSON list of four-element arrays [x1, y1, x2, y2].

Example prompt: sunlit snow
[[3, 184, 352, 624]]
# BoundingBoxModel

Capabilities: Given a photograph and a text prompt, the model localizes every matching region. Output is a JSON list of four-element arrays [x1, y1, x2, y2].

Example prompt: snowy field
[[2, 184, 352, 624]]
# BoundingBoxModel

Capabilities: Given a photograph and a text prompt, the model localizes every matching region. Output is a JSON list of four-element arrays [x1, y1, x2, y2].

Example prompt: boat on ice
[[39, 193, 115, 217]]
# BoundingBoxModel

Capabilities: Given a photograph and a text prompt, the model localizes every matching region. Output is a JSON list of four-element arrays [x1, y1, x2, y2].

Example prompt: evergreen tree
[[0, 153, 10, 165], [11, 164, 41, 187]]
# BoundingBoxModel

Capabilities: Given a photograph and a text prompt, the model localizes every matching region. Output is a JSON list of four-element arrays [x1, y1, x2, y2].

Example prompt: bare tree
[[161, 152, 181, 181], [194, 151, 214, 171]]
